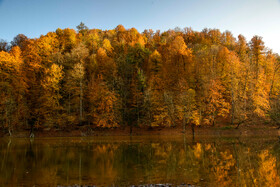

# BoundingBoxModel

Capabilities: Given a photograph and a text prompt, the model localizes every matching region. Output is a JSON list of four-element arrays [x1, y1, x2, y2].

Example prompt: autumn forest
[[1, 23, 280, 135]]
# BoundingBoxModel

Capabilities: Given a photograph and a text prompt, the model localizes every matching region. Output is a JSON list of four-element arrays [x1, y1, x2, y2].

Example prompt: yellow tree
[[204, 79, 230, 126], [21, 39, 43, 132], [252, 72, 270, 117], [144, 50, 164, 127], [56, 28, 77, 53], [63, 44, 88, 125], [96, 47, 116, 83], [87, 76, 118, 128], [250, 36, 265, 82], [163, 35, 192, 90], [149, 50, 162, 76], [37, 32, 59, 64], [39, 64, 63, 127], [248, 37, 270, 118], [148, 76, 171, 127], [217, 47, 246, 125], [68, 62, 85, 124], [268, 54, 280, 124], [235, 35, 251, 118], [0, 48, 26, 135], [177, 85, 199, 133]]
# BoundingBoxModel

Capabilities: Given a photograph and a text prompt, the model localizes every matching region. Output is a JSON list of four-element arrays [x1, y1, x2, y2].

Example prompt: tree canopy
[[0, 24, 280, 134]]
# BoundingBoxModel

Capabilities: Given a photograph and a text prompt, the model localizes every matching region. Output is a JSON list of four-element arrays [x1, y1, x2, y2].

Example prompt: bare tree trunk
[[235, 120, 247, 129], [79, 152, 82, 186], [79, 80, 83, 124], [164, 92, 175, 127], [6, 103, 12, 136], [8, 126, 12, 137], [137, 93, 140, 126], [231, 89, 235, 125], [30, 121, 34, 138], [148, 108, 152, 128], [183, 116, 186, 133], [191, 123, 195, 138], [68, 93, 71, 114], [243, 69, 249, 112], [212, 114, 215, 126]]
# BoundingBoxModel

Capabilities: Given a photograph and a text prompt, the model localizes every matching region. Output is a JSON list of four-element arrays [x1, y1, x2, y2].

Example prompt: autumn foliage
[[0, 23, 280, 133]]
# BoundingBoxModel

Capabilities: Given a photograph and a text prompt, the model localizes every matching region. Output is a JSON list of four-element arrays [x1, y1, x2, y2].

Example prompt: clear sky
[[0, 0, 279, 54]]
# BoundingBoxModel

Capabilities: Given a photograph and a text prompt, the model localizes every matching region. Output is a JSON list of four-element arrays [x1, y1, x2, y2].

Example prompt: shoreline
[[1, 123, 279, 138]]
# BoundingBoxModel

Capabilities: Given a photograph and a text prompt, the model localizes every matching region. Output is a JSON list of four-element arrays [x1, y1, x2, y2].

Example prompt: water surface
[[1, 136, 280, 186]]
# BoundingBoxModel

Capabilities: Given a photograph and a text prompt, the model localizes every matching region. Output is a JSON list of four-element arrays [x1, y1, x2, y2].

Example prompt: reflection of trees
[[0, 138, 280, 186], [211, 150, 235, 186], [258, 150, 280, 186]]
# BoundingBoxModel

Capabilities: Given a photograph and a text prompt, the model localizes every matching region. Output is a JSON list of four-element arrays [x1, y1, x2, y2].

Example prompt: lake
[[1, 136, 280, 186]]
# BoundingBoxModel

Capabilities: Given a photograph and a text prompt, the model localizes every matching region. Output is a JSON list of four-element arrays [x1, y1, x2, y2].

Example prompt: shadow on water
[[0, 135, 280, 186]]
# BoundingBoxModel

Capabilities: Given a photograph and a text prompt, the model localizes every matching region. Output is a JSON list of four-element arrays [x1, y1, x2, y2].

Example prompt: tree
[[39, 64, 63, 127], [0, 48, 26, 135], [87, 76, 118, 128], [11, 34, 28, 49], [96, 47, 116, 83], [76, 22, 89, 36], [21, 39, 43, 133], [162, 35, 193, 94], [37, 32, 59, 62], [56, 28, 77, 53], [1, 25, 280, 133], [177, 86, 199, 133], [76, 22, 89, 32], [67, 62, 85, 124], [250, 36, 265, 81], [149, 50, 162, 75], [204, 79, 230, 126], [149, 89, 171, 127], [252, 72, 270, 117], [235, 35, 250, 118], [62, 44, 88, 125], [0, 39, 10, 52], [216, 47, 245, 125]]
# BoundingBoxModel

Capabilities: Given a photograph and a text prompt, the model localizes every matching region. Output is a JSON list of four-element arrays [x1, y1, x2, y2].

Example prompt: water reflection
[[0, 136, 280, 186]]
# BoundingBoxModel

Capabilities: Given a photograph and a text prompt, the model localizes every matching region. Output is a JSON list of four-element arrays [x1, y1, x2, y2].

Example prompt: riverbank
[[1, 123, 279, 138]]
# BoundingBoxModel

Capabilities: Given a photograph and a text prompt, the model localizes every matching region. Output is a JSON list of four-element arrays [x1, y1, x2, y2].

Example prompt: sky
[[0, 0, 280, 54]]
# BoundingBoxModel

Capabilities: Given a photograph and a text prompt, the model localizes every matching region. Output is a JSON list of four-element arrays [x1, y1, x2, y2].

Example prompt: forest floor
[[1, 121, 280, 138]]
